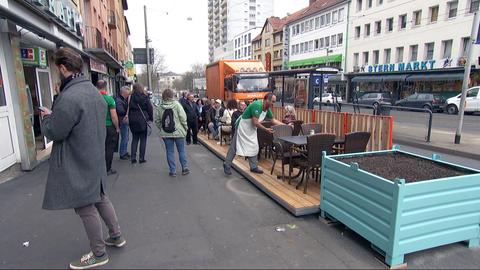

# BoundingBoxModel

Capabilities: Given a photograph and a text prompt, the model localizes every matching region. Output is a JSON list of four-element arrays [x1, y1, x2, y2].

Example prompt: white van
[[446, 87, 480, 115]]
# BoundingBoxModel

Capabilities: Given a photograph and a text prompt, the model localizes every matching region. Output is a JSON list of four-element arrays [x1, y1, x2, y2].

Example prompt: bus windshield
[[235, 77, 269, 92]]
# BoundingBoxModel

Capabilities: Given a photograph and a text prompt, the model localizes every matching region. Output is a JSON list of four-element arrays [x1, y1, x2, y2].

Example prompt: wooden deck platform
[[198, 133, 320, 216]]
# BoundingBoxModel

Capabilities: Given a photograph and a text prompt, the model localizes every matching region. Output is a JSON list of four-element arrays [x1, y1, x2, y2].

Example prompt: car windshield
[[235, 77, 269, 92], [322, 93, 331, 97]]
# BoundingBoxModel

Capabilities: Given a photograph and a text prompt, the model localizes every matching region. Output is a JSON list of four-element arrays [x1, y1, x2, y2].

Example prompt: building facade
[[252, 16, 287, 71], [158, 72, 182, 90], [208, 0, 273, 62], [233, 27, 261, 60], [346, 0, 480, 101], [0, 0, 131, 174], [286, 0, 349, 70]]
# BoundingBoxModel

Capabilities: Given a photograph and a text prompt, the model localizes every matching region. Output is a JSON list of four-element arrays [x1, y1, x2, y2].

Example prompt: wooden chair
[[301, 123, 323, 135], [270, 125, 301, 180], [291, 133, 335, 194], [292, 120, 304, 136]]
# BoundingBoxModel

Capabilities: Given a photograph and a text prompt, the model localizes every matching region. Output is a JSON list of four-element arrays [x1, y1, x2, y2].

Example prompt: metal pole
[[455, 11, 480, 144], [144, 5, 152, 91]]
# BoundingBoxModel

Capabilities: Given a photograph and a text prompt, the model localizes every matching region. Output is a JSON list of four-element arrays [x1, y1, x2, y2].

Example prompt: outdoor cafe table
[[277, 135, 345, 182]]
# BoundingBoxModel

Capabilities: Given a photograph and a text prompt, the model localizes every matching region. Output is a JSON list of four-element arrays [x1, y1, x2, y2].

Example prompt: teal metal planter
[[320, 147, 480, 267]]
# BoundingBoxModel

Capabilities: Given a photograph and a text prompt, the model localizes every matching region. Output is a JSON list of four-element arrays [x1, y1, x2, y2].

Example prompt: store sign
[[20, 47, 48, 67], [89, 59, 107, 74], [124, 60, 134, 69], [367, 60, 437, 73], [31, 0, 81, 35]]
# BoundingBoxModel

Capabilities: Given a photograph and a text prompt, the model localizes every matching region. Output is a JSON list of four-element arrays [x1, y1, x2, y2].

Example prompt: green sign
[[124, 60, 134, 69], [288, 54, 343, 68], [20, 47, 48, 68]]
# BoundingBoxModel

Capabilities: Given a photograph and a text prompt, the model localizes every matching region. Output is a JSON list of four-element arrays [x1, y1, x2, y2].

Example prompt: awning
[[351, 76, 383, 83], [406, 73, 464, 82], [382, 74, 407, 82]]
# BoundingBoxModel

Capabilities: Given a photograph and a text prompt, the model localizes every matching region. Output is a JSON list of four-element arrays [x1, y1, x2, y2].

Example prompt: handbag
[[137, 104, 152, 136]]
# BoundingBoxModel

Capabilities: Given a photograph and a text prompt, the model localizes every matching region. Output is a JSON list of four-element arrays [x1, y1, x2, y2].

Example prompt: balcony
[[84, 26, 122, 69], [108, 10, 117, 29]]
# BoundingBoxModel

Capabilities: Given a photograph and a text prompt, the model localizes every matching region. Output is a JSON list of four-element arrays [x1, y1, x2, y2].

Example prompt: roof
[[287, 0, 347, 25]]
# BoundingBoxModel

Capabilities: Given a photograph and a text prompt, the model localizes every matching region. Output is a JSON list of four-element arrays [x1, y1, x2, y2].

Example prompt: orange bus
[[206, 60, 272, 101]]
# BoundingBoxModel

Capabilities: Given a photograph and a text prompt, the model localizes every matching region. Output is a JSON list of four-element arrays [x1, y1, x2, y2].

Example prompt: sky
[[125, 0, 309, 74]]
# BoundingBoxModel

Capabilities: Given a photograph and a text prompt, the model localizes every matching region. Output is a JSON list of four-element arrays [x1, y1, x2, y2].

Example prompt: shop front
[[347, 61, 477, 103]]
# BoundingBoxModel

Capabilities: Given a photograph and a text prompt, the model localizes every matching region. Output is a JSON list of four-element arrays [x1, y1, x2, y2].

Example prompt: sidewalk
[[394, 123, 480, 160], [1, 131, 480, 268]]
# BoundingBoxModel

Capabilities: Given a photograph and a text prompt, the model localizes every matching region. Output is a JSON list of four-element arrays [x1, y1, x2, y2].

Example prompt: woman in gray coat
[[40, 48, 125, 270]]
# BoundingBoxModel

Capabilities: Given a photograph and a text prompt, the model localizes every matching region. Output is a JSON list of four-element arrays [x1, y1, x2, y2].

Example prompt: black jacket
[[128, 92, 153, 133], [115, 95, 128, 121], [207, 106, 225, 124], [182, 100, 199, 122]]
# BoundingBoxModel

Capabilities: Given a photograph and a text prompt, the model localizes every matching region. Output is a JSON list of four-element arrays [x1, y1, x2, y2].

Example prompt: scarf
[[59, 73, 83, 92]]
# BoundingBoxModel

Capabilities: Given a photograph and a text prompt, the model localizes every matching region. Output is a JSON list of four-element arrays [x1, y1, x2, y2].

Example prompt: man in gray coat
[[40, 48, 126, 269]]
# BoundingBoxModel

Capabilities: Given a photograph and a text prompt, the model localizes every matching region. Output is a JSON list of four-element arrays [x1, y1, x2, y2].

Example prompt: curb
[[393, 138, 480, 160]]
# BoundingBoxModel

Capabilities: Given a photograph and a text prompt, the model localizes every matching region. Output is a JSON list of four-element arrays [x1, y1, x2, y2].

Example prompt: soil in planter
[[339, 152, 473, 183]]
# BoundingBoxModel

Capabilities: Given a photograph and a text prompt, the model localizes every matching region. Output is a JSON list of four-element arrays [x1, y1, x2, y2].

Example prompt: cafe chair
[[292, 120, 304, 136], [257, 121, 273, 160], [301, 123, 323, 135], [291, 133, 335, 194], [270, 125, 301, 180], [334, 132, 371, 154]]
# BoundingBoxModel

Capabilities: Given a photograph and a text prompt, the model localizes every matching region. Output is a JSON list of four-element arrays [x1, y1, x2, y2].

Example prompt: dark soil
[[338, 152, 474, 183]]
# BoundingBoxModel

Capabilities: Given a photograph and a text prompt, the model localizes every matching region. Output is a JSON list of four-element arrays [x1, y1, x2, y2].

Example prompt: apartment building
[[233, 27, 261, 60], [346, 0, 480, 100], [208, 0, 273, 62]]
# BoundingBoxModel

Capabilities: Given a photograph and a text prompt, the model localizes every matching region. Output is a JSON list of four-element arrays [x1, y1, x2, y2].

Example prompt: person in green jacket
[[156, 89, 189, 177]]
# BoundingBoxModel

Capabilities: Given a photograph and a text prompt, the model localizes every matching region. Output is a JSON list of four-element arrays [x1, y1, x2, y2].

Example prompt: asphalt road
[[313, 104, 480, 135], [1, 133, 480, 269]]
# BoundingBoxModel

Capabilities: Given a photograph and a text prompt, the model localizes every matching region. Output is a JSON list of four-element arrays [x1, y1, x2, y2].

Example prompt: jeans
[[74, 194, 121, 257], [186, 119, 198, 144], [208, 121, 219, 137], [163, 138, 188, 173], [105, 126, 119, 172], [119, 123, 129, 157], [224, 131, 258, 170], [131, 131, 147, 161]]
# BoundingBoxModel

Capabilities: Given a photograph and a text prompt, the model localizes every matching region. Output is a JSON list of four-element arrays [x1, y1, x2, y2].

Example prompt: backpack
[[161, 108, 176, 133]]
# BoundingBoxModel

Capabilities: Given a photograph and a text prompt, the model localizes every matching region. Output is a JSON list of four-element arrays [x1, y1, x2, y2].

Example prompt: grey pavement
[[1, 132, 480, 269]]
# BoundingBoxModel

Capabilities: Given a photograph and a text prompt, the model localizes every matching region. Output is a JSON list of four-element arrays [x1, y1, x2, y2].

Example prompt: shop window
[[0, 66, 6, 107]]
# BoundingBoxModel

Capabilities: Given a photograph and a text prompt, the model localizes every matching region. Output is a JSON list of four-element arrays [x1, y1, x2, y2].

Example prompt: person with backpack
[[156, 89, 189, 177], [128, 83, 153, 164]]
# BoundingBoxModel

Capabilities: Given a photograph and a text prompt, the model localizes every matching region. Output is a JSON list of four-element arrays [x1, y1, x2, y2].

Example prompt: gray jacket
[[41, 76, 107, 210]]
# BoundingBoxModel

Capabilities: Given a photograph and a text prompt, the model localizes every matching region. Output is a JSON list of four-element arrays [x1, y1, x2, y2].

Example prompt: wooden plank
[[198, 133, 320, 216]]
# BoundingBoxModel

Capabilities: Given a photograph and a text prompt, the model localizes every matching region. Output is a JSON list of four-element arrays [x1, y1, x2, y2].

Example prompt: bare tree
[[136, 48, 167, 93]]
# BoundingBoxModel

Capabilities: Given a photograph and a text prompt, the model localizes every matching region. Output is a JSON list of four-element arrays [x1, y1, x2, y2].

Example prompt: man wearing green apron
[[223, 93, 283, 175]]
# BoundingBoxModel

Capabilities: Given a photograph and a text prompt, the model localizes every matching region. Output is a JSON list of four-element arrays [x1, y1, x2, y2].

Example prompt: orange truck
[[206, 60, 272, 101]]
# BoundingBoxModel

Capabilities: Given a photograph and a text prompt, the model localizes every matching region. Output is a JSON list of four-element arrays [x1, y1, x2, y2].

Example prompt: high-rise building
[[208, 0, 274, 63]]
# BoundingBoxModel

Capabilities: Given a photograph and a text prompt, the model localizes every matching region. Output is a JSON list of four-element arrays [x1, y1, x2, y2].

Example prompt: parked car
[[395, 93, 445, 112], [446, 87, 480, 115], [313, 93, 343, 103], [356, 92, 392, 107]]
